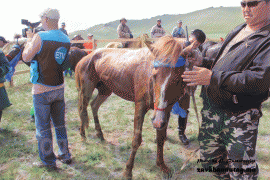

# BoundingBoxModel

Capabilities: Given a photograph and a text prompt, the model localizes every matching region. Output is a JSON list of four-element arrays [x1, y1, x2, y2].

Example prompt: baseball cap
[[88, 33, 93, 37], [40, 8, 60, 20], [177, 20, 183, 23], [62, 22, 65, 25], [0, 36, 8, 43], [157, 19, 161, 22]]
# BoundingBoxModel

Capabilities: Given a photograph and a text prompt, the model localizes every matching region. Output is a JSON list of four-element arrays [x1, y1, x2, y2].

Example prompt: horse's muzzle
[[151, 111, 166, 130]]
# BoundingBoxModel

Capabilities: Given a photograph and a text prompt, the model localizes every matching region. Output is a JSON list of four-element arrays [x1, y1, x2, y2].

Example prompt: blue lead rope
[[171, 102, 187, 118]]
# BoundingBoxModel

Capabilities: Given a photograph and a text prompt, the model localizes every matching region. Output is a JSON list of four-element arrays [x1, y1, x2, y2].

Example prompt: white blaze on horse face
[[153, 73, 171, 129], [157, 73, 171, 110]]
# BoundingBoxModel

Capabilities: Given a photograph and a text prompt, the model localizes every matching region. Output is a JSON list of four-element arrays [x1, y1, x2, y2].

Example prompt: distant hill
[[69, 6, 244, 44]]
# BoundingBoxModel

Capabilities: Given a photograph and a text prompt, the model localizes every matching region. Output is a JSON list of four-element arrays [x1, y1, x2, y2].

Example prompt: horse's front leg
[[123, 102, 147, 179], [156, 112, 171, 176]]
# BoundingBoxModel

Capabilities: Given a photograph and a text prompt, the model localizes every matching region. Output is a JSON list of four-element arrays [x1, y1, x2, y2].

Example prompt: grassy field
[[0, 63, 269, 180]]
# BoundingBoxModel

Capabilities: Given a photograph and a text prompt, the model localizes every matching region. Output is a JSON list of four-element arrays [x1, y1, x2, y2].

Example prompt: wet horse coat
[[75, 35, 187, 178]]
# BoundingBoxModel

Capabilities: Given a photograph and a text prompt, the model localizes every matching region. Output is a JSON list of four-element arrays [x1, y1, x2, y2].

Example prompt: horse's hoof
[[122, 170, 132, 180], [81, 137, 86, 142], [157, 164, 171, 177], [161, 167, 172, 179], [80, 134, 87, 141], [96, 133, 105, 141]]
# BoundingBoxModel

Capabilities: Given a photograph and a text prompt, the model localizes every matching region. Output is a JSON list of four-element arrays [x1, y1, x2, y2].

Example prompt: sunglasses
[[240, 1, 263, 8]]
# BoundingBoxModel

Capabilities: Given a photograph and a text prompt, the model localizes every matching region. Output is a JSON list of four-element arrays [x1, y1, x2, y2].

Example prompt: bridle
[[152, 56, 186, 112]]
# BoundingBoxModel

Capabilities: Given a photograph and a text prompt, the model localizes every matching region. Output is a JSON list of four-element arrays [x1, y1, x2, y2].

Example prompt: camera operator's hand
[[26, 29, 35, 39]]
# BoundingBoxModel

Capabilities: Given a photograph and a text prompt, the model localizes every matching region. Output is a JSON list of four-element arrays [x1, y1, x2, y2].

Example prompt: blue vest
[[32, 30, 70, 86]]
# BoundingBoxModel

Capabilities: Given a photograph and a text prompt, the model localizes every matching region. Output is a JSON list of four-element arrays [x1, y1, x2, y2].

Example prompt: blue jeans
[[33, 88, 71, 166]]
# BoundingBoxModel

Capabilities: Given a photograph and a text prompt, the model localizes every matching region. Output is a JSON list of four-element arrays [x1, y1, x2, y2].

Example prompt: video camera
[[21, 19, 44, 38]]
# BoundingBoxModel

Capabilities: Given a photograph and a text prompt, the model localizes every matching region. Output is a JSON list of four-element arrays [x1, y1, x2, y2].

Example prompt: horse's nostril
[[152, 118, 165, 130]]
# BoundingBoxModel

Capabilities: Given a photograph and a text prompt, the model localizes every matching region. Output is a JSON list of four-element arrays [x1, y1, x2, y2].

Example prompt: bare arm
[[22, 30, 42, 62]]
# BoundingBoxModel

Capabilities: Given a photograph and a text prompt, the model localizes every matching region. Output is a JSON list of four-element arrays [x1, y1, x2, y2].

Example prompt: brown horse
[[105, 34, 152, 49], [75, 35, 201, 178]]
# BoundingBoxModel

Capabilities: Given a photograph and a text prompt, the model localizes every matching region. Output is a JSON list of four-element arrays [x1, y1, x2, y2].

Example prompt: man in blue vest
[[22, 8, 71, 170]]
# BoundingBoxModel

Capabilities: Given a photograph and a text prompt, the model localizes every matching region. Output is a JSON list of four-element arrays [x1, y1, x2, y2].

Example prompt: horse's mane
[[150, 35, 183, 66]]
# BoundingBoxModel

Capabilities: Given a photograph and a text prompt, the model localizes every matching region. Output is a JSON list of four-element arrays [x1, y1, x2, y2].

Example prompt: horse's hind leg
[[90, 83, 112, 140]]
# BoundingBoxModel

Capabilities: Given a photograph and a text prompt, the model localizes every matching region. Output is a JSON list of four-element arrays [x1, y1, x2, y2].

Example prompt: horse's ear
[[144, 42, 155, 55]]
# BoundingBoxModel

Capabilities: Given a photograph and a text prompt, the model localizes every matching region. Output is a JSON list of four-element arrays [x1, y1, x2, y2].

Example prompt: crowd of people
[[1, 1, 270, 179]]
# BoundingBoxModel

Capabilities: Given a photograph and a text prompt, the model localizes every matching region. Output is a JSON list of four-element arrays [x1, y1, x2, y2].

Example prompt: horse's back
[[79, 48, 152, 101], [94, 48, 150, 72]]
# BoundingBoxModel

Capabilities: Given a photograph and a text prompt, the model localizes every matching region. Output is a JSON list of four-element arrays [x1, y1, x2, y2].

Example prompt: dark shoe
[[178, 111, 190, 145], [56, 155, 72, 164], [31, 116, 35, 122], [33, 162, 57, 171], [179, 134, 190, 145]]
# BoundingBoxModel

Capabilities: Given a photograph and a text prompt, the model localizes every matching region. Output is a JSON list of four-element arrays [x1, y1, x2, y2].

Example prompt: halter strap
[[153, 56, 186, 68], [5, 54, 12, 59], [154, 104, 166, 111]]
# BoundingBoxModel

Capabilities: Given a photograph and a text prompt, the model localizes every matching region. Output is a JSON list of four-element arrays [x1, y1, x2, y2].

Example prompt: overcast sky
[[2, 0, 241, 41]]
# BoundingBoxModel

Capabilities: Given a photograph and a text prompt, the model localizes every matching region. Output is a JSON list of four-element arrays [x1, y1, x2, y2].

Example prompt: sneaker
[[33, 161, 57, 171], [56, 155, 72, 164]]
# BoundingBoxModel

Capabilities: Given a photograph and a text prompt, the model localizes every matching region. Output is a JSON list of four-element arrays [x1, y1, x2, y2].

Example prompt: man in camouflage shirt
[[182, 0, 270, 179]]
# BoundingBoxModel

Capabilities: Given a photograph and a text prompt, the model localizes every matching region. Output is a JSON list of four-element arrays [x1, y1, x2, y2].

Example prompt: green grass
[[0, 63, 270, 179]]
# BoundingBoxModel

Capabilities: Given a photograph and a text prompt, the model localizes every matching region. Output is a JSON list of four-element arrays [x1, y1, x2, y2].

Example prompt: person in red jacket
[[83, 33, 96, 54]]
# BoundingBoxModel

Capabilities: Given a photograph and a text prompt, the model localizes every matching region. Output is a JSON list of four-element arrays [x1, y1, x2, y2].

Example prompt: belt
[[0, 83, 4, 88]]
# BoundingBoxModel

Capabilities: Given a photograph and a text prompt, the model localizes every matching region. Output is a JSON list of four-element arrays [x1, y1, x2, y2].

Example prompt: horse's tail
[[75, 55, 99, 139], [75, 58, 91, 139]]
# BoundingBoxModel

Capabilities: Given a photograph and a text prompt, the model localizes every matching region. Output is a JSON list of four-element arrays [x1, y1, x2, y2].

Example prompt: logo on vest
[[55, 47, 67, 65]]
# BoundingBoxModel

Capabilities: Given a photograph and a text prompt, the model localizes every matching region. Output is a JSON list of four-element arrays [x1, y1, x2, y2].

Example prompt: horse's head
[[148, 35, 186, 130], [72, 34, 84, 41], [68, 47, 88, 71], [6, 43, 24, 62], [148, 35, 205, 129]]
